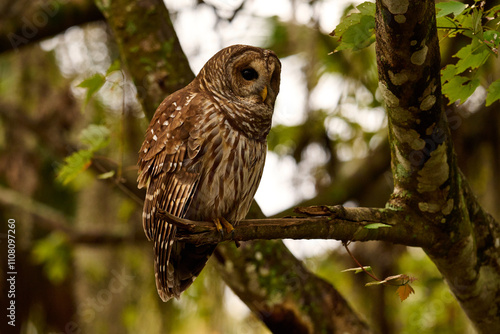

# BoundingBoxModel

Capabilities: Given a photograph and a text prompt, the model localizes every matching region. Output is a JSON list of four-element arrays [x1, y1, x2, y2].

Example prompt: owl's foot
[[213, 217, 234, 238]]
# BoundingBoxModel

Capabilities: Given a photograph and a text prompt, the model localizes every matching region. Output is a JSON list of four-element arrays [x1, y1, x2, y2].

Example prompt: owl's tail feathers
[[154, 236, 216, 302]]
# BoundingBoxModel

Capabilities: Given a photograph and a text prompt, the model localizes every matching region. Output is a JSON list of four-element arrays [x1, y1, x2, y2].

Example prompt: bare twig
[[343, 241, 381, 282]]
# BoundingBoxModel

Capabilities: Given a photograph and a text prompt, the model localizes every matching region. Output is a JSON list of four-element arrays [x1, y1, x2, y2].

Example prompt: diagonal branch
[[94, 0, 194, 119], [0, 0, 104, 54]]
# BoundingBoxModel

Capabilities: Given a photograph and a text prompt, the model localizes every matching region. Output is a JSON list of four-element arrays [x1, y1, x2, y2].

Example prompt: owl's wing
[[137, 89, 202, 241], [138, 89, 211, 301]]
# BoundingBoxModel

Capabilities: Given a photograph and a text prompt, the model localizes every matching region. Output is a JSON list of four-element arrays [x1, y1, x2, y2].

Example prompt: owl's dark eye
[[241, 68, 259, 81]]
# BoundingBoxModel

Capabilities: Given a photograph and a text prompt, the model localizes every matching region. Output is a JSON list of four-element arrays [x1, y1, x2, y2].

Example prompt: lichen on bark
[[376, 1, 500, 332], [94, 0, 194, 119]]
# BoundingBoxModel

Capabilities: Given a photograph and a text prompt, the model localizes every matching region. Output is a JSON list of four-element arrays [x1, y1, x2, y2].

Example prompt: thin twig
[[343, 241, 381, 282]]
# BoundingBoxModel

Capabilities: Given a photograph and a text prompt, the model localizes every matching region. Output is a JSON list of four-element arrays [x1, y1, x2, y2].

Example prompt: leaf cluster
[[56, 124, 111, 184], [437, 1, 500, 105], [332, 1, 500, 107], [56, 61, 125, 185], [330, 2, 376, 52], [32, 232, 72, 284]]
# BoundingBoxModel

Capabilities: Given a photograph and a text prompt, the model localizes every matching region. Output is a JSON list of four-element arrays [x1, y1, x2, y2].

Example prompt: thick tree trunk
[[214, 240, 371, 334], [94, 0, 194, 119], [375, 1, 500, 332]]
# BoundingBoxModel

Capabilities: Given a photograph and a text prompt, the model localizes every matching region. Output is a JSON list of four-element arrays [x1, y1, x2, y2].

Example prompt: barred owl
[[137, 45, 281, 301]]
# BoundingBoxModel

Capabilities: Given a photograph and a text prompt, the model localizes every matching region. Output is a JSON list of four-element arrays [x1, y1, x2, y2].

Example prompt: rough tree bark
[[94, 0, 194, 119], [375, 0, 500, 332]]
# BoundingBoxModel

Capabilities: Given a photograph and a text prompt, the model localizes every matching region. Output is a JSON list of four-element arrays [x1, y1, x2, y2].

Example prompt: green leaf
[[32, 233, 71, 284], [483, 30, 500, 54], [331, 2, 374, 39], [486, 79, 500, 106], [342, 266, 372, 274], [77, 73, 105, 106], [486, 5, 500, 19], [454, 42, 490, 74], [436, 16, 460, 30], [442, 76, 480, 104], [441, 64, 457, 83], [364, 223, 392, 229], [458, 11, 474, 33], [106, 59, 121, 75], [365, 280, 385, 286], [57, 125, 110, 185], [332, 12, 364, 38], [471, 7, 483, 37], [435, 1, 467, 18], [79, 124, 110, 152], [337, 15, 375, 51], [357, 1, 375, 16], [56, 149, 93, 185]]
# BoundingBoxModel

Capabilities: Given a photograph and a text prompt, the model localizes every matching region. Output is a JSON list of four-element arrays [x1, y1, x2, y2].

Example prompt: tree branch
[[0, 185, 145, 245], [156, 205, 435, 248], [0, 0, 104, 54], [275, 139, 391, 217]]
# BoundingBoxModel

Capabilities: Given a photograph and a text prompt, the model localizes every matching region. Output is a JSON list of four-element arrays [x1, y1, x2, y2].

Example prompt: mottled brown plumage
[[137, 45, 281, 301]]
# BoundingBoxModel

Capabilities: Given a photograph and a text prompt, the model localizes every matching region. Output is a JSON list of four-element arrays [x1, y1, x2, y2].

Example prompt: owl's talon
[[212, 218, 224, 238], [213, 217, 234, 239], [220, 217, 234, 237]]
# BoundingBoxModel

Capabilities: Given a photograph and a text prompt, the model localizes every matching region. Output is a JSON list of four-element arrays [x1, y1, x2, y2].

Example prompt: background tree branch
[[0, 184, 145, 245], [0, 0, 104, 54]]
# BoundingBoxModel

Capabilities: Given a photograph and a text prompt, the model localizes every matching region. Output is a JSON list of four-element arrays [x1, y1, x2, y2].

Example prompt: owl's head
[[199, 45, 281, 109]]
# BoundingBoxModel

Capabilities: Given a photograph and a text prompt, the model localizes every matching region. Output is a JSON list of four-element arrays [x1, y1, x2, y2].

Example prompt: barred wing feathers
[[137, 88, 209, 300]]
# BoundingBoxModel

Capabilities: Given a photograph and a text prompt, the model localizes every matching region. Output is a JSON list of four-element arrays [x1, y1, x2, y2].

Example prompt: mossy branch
[[156, 205, 435, 248]]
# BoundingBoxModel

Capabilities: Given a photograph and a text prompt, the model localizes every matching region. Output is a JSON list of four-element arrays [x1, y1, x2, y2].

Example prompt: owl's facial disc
[[228, 50, 280, 106]]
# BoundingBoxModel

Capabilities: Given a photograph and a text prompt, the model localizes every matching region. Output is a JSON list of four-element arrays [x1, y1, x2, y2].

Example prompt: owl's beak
[[260, 86, 268, 101]]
